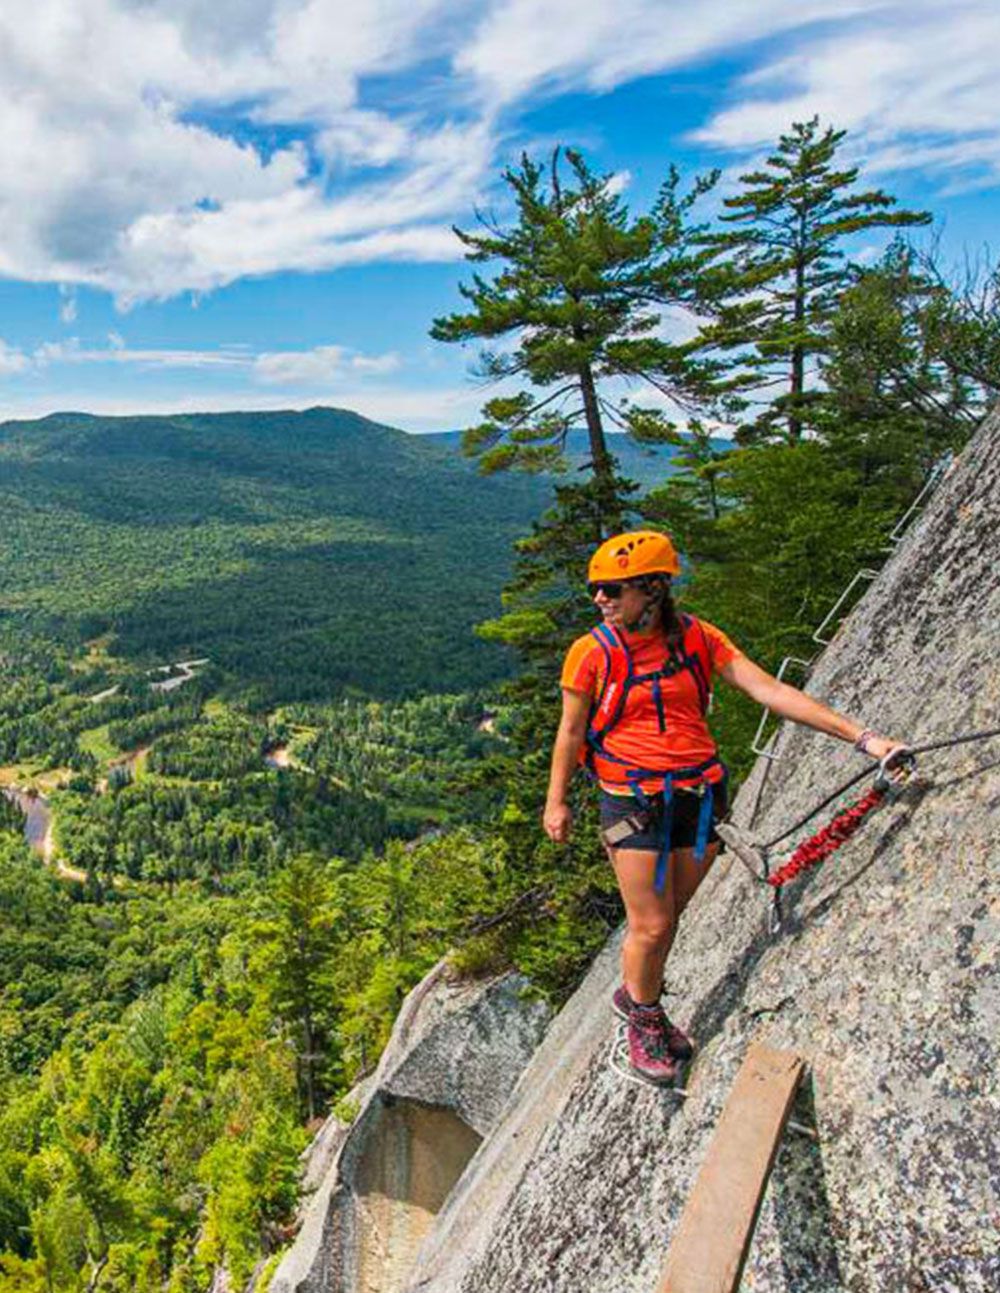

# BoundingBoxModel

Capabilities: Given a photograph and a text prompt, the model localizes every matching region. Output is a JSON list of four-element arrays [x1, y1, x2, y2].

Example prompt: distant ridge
[[0, 406, 550, 700]]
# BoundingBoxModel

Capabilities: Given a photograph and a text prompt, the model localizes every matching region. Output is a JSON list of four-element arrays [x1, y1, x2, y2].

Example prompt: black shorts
[[599, 782, 728, 853]]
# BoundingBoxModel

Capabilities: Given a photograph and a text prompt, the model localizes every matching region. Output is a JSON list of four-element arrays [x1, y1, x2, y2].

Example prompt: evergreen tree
[[248, 856, 341, 1120], [0, 795, 22, 838], [693, 118, 931, 442], [465, 477, 631, 996], [431, 147, 717, 526], [817, 243, 971, 491]]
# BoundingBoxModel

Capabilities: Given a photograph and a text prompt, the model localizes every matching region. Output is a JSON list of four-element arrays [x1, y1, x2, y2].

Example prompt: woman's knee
[[627, 917, 674, 953]]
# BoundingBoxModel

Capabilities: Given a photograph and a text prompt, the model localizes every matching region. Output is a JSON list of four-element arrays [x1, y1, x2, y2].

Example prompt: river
[[3, 787, 51, 856]]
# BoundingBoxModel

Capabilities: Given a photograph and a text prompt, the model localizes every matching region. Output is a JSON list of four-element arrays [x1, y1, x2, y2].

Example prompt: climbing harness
[[717, 726, 1000, 932], [585, 615, 725, 893]]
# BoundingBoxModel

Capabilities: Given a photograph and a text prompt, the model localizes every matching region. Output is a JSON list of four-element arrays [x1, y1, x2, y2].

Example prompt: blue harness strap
[[626, 772, 675, 895], [694, 783, 715, 865], [616, 755, 723, 894], [583, 617, 722, 894], [656, 782, 675, 894]]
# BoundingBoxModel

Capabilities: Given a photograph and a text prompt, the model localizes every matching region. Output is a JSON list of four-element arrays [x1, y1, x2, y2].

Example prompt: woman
[[543, 529, 906, 1085]]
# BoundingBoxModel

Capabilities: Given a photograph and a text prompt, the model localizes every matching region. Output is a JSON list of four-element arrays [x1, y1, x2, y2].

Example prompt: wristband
[[854, 728, 876, 755]]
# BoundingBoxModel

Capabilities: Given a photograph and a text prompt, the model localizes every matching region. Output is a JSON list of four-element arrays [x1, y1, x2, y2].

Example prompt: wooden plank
[[656, 1043, 805, 1293]]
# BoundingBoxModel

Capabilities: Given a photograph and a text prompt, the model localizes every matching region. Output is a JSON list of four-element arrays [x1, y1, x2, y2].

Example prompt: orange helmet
[[588, 530, 680, 582]]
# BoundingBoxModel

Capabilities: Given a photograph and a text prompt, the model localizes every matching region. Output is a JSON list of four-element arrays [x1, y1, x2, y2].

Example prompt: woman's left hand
[[859, 733, 913, 780]]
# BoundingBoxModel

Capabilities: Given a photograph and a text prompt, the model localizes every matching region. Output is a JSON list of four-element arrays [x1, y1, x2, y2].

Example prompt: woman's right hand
[[543, 800, 573, 843]]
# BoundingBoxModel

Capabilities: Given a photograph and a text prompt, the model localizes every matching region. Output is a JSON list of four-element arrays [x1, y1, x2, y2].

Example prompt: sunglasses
[[587, 580, 631, 599]]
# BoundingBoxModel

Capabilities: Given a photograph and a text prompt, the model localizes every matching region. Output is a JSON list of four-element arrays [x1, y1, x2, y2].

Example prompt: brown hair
[[638, 575, 682, 644]]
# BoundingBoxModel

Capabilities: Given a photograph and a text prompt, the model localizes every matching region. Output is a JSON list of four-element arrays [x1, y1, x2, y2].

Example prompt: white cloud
[[58, 285, 77, 323], [110, 183, 468, 303], [0, 341, 30, 375], [0, 0, 997, 308], [32, 339, 249, 370], [605, 170, 631, 197], [20, 336, 400, 383], [0, 0, 475, 303], [457, 0, 877, 103], [693, 2, 1000, 185], [656, 305, 704, 346], [254, 345, 402, 384]]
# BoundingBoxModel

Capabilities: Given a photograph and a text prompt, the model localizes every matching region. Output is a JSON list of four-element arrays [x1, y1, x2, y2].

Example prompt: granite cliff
[[269, 963, 550, 1293], [405, 407, 1000, 1293]]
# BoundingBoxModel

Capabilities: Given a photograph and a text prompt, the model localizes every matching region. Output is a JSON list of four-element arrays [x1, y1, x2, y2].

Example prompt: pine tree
[[431, 147, 717, 527], [249, 856, 341, 1120], [463, 475, 630, 996], [693, 118, 931, 442], [816, 240, 996, 500]]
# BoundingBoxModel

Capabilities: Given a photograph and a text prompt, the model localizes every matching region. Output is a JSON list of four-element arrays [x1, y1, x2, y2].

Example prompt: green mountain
[[0, 409, 721, 1293], [0, 407, 551, 700]]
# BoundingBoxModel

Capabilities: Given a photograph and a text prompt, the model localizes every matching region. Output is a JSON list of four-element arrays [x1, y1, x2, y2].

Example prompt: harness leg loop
[[654, 778, 674, 895]]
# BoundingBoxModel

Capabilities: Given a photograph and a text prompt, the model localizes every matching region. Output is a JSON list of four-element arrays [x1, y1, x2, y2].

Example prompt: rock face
[[269, 961, 550, 1293], [407, 410, 1000, 1293]]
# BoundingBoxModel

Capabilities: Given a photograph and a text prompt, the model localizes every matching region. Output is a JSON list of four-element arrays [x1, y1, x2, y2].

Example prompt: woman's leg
[[670, 842, 720, 923], [609, 847, 677, 1004], [610, 842, 721, 1003]]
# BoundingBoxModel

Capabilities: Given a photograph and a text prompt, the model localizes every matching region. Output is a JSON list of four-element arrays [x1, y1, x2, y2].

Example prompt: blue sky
[[0, 0, 997, 431]]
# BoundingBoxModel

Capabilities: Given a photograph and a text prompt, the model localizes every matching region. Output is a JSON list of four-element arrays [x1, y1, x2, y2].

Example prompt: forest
[[1, 118, 998, 1292], [0, 406, 552, 700]]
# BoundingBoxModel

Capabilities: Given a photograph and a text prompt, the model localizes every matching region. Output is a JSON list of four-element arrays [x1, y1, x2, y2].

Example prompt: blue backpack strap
[[588, 624, 615, 709], [679, 613, 712, 715], [584, 625, 615, 758], [651, 676, 666, 732]]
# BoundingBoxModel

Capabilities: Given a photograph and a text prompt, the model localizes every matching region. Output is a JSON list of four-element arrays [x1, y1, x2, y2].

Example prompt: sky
[[0, 0, 998, 432]]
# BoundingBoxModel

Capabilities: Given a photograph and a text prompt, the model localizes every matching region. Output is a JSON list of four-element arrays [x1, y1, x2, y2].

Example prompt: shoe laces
[[630, 1007, 670, 1058]]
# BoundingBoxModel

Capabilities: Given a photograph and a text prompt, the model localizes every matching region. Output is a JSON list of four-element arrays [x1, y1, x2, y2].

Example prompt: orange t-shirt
[[561, 619, 741, 792]]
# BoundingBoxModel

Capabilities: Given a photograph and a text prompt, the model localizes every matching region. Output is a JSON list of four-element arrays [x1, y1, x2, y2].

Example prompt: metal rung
[[750, 656, 814, 758], [887, 454, 953, 546], [747, 456, 950, 761], [750, 726, 781, 763], [812, 570, 879, 646]]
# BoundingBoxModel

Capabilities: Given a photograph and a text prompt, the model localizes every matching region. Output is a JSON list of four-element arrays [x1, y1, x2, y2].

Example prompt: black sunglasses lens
[[589, 581, 625, 599]]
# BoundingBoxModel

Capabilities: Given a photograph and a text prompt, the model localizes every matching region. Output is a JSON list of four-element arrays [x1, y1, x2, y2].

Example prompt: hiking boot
[[626, 1004, 681, 1086], [612, 986, 695, 1062]]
